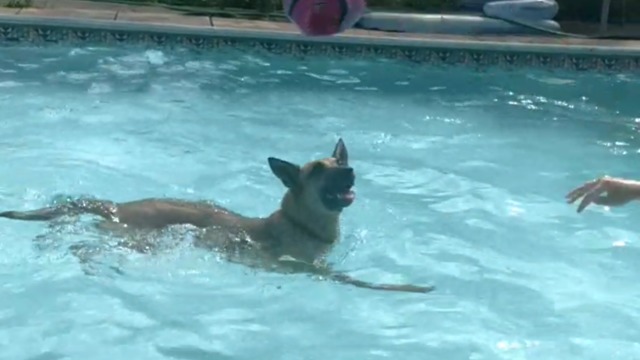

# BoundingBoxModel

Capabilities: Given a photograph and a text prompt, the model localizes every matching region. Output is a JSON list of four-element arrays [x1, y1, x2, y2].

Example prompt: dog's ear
[[331, 138, 348, 166], [268, 157, 301, 189]]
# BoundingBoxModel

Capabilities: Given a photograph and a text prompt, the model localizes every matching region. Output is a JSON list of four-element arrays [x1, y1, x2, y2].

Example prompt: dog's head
[[268, 138, 355, 213]]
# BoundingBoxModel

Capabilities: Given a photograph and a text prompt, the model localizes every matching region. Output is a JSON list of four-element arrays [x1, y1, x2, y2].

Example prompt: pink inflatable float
[[283, 0, 367, 36]]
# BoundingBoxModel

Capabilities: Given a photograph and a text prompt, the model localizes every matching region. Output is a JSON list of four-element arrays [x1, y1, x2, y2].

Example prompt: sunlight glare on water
[[1, 45, 640, 359]]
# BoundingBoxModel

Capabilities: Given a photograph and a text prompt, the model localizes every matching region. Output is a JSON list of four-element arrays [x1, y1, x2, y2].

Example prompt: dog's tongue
[[338, 190, 355, 204]]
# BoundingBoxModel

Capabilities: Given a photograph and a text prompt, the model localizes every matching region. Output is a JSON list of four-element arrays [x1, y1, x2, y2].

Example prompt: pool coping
[[1, 12, 639, 72]]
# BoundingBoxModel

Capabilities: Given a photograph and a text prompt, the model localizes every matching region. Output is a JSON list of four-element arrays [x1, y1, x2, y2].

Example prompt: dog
[[0, 138, 433, 294]]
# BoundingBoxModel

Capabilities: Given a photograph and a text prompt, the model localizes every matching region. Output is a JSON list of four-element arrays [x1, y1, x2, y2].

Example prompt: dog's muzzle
[[320, 167, 355, 211]]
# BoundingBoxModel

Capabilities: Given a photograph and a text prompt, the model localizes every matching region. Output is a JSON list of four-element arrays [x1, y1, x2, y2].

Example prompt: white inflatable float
[[483, 0, 558, 21], [355, 0, 561, 36]]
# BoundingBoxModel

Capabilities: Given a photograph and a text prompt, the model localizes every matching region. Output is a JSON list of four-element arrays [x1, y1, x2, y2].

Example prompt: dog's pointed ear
[[331, 138, 348, 166], [268, 157, 301, 189]]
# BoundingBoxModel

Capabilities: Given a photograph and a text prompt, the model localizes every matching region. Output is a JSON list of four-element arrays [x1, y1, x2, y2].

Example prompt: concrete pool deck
[[1, 0, 639, 53]]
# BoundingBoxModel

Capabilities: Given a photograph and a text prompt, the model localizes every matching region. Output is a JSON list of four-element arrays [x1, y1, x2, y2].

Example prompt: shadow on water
[[155, 345, 236, 360]]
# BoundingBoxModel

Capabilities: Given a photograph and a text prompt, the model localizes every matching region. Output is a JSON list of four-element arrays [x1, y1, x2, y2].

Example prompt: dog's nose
[[340, 167, 354, 178], [342, 167, 355, 182]]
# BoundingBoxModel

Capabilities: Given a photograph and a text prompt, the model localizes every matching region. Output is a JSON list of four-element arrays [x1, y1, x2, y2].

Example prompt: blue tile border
[[0, 14, 639, 73]]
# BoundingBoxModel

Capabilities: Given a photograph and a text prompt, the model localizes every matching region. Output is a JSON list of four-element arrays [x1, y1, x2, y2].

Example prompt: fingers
[[592, 195, 614, 205], [576, 182, 607, 213], [566, 178, 600, 204], [566, 176, 635, 213]]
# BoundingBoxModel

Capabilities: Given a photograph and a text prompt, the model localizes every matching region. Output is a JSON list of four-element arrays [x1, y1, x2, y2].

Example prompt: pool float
[[483, 0, 559, 21], [283, 0, 367, 36], [354, 13, 560, 35], [355, 0, 561, 36]]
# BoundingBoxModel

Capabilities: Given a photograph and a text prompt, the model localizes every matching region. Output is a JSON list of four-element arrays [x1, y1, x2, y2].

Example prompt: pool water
[[1, 44, 640, 359]]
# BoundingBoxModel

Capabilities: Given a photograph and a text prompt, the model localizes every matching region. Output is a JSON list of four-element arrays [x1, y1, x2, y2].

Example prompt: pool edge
[[1, 14, 638, 72]]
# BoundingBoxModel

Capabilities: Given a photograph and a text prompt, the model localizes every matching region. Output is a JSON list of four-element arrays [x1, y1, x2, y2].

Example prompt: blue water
[[1, 44, 640, 359]]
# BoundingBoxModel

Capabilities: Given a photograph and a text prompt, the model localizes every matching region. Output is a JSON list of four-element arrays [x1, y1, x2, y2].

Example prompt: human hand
[[566, 176, 640, 213]]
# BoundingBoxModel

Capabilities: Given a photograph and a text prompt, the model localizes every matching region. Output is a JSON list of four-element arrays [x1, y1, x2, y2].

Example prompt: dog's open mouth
[[322, 185, 356, 210], [320, 166, 356, 211]]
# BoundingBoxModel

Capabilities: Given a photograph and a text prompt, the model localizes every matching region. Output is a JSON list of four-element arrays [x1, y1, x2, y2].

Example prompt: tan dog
[[0, 139, 433, 294]]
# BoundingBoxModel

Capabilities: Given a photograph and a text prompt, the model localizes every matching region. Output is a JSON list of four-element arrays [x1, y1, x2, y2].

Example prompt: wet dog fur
[[0, 139, 433, 293]]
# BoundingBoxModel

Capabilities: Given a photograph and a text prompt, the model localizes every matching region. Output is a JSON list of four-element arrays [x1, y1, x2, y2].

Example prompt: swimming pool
[[1, 43, 640, 359]]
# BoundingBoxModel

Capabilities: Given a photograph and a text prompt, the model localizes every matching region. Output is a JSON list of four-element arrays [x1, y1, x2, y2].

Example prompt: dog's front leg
[[277, 256, 435, 294]]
